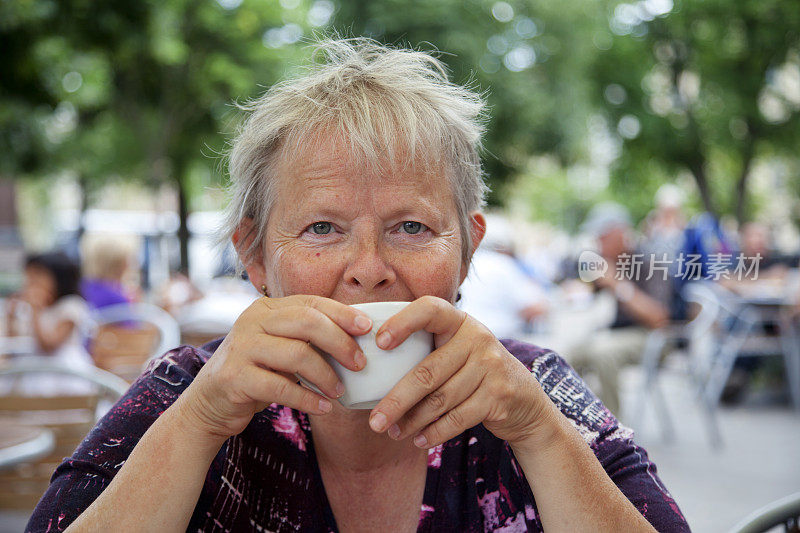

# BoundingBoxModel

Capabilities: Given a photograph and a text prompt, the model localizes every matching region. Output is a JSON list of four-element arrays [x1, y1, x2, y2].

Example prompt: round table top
[[0, 336, 37, 357], [0, 419, 55, 471]]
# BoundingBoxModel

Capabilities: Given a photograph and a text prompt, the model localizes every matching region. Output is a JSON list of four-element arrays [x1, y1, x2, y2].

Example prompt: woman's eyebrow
[[383, 204, 438, 220]]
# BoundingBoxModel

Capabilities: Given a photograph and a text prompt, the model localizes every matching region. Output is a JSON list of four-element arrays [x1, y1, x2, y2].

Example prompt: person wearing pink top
[[29, 39, 688, 532]]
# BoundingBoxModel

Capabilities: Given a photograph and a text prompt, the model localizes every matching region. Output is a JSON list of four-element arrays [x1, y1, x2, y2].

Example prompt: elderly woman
[[29, 39, 688, 532]]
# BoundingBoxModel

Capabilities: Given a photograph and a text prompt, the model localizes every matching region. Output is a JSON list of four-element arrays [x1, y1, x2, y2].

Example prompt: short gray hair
[[217, 38, 489, 274]]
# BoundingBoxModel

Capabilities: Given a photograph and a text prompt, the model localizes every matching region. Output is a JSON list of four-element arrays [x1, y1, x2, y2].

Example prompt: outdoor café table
[[729, 278, 800, 412], [522, 289, 617, 357], [0, 419, 55, 471], [0, 336, 37, 359]]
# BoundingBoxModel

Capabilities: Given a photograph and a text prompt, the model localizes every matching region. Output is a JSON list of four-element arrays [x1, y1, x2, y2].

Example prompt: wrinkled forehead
[[273, 126, 451, 196]]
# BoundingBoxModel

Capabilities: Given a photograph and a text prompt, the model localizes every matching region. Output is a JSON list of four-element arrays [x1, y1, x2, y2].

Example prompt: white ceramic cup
[[298, 301, 433, 409]]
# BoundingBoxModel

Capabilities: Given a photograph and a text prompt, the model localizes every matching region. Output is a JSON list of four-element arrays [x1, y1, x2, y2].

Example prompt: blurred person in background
[[80, 235, 140, 311], [674, 211, 735, 317], [2, 252, 94, 395], [717, 222, 799, 404], [643, 184, 686, 252], [679, 212, 735, 269], [459, 213, 550, 339], [567, 203, 670, 414], [641, 184, 686, 320], [157, 271, 205, 316], [737, 222, 796, 277]]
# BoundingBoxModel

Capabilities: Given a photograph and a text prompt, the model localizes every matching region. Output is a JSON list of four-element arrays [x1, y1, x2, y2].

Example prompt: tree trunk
[[77, 173, 89, 242], [174, 166, 191, 276], [734, 140, 756, 225], [666, 46, 717, 218], [687, 157, 716, 217]]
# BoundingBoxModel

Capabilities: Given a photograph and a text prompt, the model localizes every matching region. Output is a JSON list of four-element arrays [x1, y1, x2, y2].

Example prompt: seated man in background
[[567, 203, 670, 415]]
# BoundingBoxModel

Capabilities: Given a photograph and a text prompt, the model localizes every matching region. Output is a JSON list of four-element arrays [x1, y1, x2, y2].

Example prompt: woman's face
[[240, 141, 484, 305]]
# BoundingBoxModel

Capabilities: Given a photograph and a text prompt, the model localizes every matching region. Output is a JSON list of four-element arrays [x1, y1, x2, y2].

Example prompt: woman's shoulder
[[141, 342, 214, 384]]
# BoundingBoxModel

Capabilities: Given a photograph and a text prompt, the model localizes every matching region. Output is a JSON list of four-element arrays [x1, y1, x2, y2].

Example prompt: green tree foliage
[[331, 0, 605, 205], [1, 0, 312, 271], [592, 0, 800, 222], [2, 0, 798, 270]]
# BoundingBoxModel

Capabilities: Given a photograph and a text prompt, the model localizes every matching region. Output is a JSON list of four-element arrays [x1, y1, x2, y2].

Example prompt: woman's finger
[[411, 390, 488, 449], [374, 295, 468, 350], [248, 335, 344, 400], [387, 364, 482, 441], [369, 331, 474, 432], [262, 294, 373, 338], [242, 366, 333, 416], [260, 305, 366, 372]]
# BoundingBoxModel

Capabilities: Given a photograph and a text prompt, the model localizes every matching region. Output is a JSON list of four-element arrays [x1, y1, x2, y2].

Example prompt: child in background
[[3, 252, 94, 395]]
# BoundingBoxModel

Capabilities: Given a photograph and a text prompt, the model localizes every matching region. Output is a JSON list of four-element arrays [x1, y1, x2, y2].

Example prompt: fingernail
[[354, 349, 367, 369], [319, 399, 333, 413], [370, 412, 387, 432], [335, 382, 345, 397], [354, 315, 372, 331], [376, 331, 391, 349], [388, 424, 401, 439], [413, 434, 427, 448]]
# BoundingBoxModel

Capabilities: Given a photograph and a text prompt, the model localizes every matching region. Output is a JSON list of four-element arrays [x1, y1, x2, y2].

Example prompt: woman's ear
[[469, 212, 486, 255], [232, 217, 267, 291]]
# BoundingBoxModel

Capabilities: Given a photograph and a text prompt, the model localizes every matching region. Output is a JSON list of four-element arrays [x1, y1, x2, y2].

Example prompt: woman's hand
[[367, 295, 556, 449], [179, 295, 373, 440], [21, 285, 53, 310]]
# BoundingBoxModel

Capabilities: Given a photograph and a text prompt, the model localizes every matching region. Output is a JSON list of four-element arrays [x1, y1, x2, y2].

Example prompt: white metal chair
[[696, 282, 760, 408], [0, 359, 130, 406], [634, 281, 756, 447], [90, 303, 180, 358], [729, 492, 800, 533], [0, 360, 129, 510], [88, 302, 180, 382]]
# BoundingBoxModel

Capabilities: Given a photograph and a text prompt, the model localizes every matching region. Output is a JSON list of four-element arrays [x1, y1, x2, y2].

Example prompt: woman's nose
[[343, 237, 396, 292]]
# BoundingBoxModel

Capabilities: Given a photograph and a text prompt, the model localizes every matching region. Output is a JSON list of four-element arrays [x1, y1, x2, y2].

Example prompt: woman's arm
[[4, 296, 20, 336], [41, 295, 370, 530], [65, 396, 227, 532], [29, 308, 75, 353], [508, 403, 655, 532]]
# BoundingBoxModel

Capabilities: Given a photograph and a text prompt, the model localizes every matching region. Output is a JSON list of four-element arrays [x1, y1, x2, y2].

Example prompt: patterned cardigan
[[28, 338, 690, 532]]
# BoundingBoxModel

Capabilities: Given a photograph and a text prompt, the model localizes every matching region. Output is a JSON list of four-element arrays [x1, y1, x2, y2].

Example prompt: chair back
[[729, 492, 800, 533], [682, 281, 758, 405], [681, 282, 723, 375], [89, 302, 180, 382], [0, 361, 128, 511]]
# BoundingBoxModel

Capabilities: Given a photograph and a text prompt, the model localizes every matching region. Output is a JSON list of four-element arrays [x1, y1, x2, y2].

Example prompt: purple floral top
[[27, 338, 690, 532]]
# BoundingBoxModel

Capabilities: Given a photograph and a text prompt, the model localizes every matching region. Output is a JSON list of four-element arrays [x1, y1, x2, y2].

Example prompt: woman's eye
[[401, 221, 427, 235], [308, 222, 333, 235]]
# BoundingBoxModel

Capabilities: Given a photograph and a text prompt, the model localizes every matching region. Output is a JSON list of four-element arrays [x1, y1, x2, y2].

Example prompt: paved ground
[[2, 363, 798, 532], [618, 364, 800, 533]]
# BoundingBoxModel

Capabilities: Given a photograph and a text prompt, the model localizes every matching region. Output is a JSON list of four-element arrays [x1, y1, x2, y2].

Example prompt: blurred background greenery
[[2, 0, 799, 273]]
